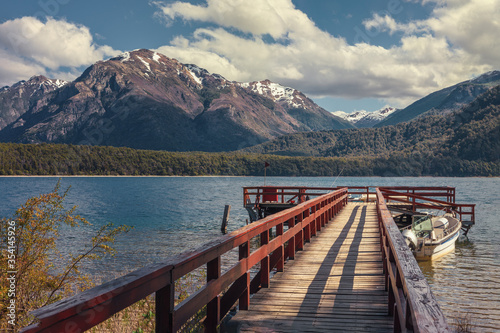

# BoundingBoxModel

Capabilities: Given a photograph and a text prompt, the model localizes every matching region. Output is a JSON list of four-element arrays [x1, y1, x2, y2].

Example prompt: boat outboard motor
[[402, 229, 418, 251]]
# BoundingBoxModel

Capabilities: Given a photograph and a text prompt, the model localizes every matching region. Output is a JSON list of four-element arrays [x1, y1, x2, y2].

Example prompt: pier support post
[[221, 205, 231, 234], [205, 257, 221, 332]]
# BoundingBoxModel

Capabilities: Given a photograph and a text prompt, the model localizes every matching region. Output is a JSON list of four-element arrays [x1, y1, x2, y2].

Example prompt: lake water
[[1, 176, 498, 331]]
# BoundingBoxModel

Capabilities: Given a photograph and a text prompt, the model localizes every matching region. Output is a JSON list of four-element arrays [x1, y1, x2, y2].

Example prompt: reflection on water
[[420, 230, 500, 332], [0, 176, 499, 331]]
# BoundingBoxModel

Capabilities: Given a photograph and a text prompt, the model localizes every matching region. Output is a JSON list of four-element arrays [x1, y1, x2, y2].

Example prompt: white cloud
[[364, 0, 500, 68], [0, 16, 120, 86], [155, 0, 317, 39], [427, 0, 500, 67], [0, 49, 45, 86], [154, 0, 495, 107], [363, 13, 428, 35]]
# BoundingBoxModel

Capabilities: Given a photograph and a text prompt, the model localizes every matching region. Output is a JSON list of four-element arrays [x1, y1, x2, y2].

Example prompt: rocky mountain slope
[[0, 49, 352, 151], [244, 85, 500, 163], [376, 70, 500, 127], [333, 107, 397, 128], [0, 76, 67, 130]]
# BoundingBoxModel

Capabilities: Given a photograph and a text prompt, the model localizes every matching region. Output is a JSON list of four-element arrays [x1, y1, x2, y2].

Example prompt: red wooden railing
[[376, 188, 450, 332], [22, 188, 349, 333], [243, 186, 460, 205], [379, 187, 474, 225], [243, 186, 335, 206]]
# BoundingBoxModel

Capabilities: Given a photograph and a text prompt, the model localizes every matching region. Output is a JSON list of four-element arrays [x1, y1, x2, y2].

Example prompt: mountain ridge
[[0, 49, 352, 151], [376, 70, 500, 127], [243, 84, 500, 163], [333, 106, 397, 128]]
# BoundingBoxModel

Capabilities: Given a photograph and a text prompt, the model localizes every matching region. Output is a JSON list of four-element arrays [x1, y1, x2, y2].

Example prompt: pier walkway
[[228, 203, 392, 332]]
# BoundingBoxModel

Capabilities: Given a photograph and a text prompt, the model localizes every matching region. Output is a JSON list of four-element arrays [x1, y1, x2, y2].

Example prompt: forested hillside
[[0, 142, 497, 177], [245, 86, 500, 165]]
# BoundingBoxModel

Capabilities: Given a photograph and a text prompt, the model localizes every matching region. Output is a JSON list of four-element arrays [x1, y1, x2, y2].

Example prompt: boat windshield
[[412, 215, 433, 238]]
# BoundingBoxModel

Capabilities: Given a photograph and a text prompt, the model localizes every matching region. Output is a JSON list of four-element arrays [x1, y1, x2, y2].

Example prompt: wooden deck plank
[[224, 203, 392, 332]]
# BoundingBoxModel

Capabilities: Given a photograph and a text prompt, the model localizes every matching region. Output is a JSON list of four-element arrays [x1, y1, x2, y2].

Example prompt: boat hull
[[415, 228, 460, 260]]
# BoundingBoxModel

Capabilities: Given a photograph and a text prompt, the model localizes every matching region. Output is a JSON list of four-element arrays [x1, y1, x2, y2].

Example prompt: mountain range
[[244, 84, 500, 165], [0, 49, 499, 157], [333, 107, 397, 128], [0, 49, 352, 151], [376, 70, 500, 127]]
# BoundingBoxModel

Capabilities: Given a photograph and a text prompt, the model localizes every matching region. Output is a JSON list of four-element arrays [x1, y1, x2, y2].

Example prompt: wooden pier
[[227, 203, 392, 332], [22, 186, 473, 333]]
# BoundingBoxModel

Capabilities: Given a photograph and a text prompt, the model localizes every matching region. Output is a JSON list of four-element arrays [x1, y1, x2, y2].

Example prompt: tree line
[[0, 142, 497, 177]]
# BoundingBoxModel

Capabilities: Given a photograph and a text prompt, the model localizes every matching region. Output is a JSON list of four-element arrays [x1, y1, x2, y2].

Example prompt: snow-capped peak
[[333, 107, 397, 127], [240, 80, 306, 108], [53, 79, 68, 88], [333, 110, 369, 122], [119, 51, 131, 62], [468, 70, 500, 84]]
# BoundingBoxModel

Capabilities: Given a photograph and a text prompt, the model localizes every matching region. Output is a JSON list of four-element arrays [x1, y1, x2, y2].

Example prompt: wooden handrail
[[376, 188, 450, 333], [22, 188, 349, 333], [379, 188, 475, 224]]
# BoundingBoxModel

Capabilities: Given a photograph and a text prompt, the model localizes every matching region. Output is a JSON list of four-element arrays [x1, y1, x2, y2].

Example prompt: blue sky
[[0, 0, 498, 112]]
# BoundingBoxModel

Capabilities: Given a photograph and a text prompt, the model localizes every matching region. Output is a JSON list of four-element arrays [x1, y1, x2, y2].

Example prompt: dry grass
[[89, 297, 156, 333], [451, 312, 475, 333], [87, 269, 208, 333]]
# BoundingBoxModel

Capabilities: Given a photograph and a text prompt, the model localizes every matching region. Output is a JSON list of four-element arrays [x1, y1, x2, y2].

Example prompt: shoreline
[[0, 175, 496, 178]]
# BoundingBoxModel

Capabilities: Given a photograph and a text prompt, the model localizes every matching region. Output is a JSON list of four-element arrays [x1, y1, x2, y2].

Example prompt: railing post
[[276, 223, 284, 272], [311, 206, 317, 237], [299, 188, 306, 203], [156, 280, 174, 333], [296, 212, 304, 251], [261, 230, 270, 288], [303, 209, 311, 243], [239, 242, 250, 310], [205, 257, 221, 332], [243, 188, 248, 206], [316, 204, 321, 233], [288, 217, 296, 259]]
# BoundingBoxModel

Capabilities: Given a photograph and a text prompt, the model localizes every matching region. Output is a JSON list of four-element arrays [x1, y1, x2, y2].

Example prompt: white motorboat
[[401, 212, 462, 260]]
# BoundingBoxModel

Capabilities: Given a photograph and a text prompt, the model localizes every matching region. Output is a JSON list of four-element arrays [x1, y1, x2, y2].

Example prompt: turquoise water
[[1, 176, 499, 331]]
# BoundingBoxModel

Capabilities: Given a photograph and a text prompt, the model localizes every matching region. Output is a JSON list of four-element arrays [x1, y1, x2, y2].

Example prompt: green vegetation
[[0, 182, 131, 329], [0, 141, 498, 176]]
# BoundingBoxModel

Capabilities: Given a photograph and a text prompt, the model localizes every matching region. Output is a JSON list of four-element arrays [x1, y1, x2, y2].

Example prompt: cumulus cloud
[[155, 0, 317, 39], [0, 16, 120, 86], [154, 0, 496, 106], [364, 0, 500, 67]]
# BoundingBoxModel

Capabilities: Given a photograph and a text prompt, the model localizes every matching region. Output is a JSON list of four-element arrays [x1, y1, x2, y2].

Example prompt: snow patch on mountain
[[185, 64, 204, 85], [333, 107, 397, 127], [53, 79, 67, 88], [137, 56, 151, 73], [332, 110, 369, 122], [240, 80, 305, 108], [119, 51, 131, 63], [152, 52, 161, 63]]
